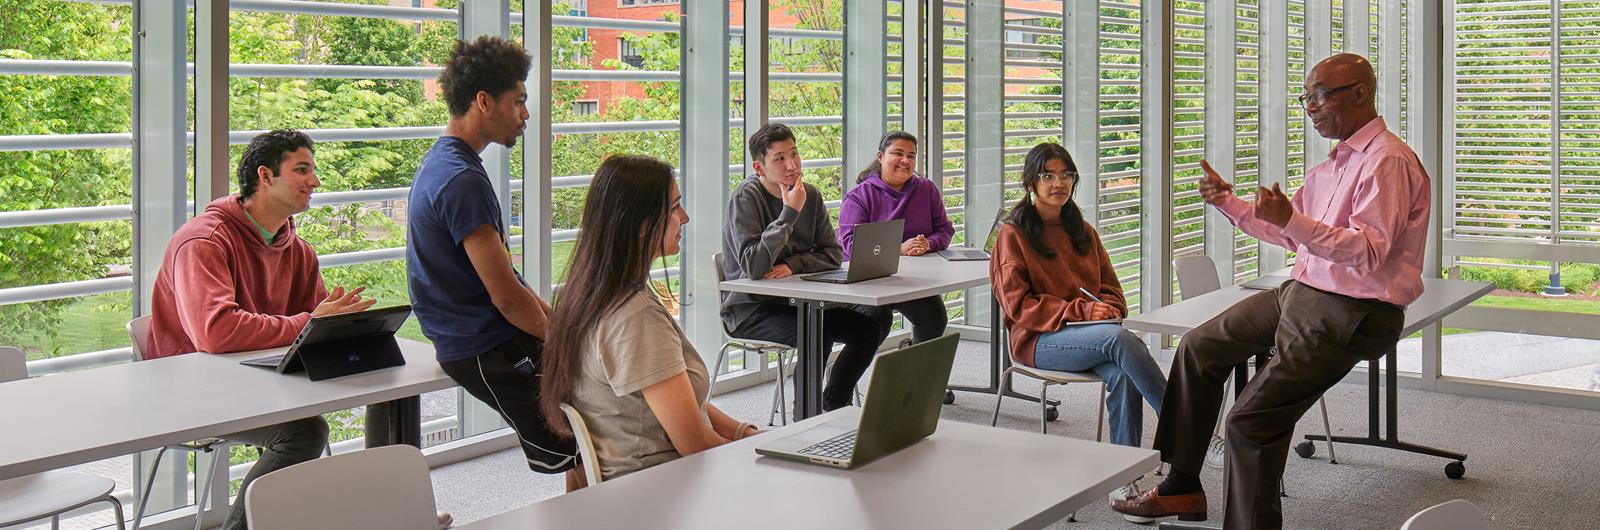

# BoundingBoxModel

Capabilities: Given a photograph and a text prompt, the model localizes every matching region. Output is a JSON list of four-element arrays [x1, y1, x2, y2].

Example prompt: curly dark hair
[[439, 36, 533, 118], [237, 130, 314, 199]]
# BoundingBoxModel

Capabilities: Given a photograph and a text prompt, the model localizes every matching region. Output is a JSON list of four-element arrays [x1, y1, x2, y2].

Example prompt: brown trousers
[[1152, 280, 1404, 530]]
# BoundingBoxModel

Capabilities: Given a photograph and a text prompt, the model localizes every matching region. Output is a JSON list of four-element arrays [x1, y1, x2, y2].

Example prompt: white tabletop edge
[[718, 255, 991, 307], [0, 338, 453, 480], [458, 408, 1159, 530]]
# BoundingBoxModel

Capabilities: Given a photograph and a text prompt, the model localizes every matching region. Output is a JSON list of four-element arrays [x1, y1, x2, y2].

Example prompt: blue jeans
[[1032, 323, 1166, 447]]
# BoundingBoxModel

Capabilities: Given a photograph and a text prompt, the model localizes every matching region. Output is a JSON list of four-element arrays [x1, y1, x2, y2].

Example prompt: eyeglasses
[[1296, 82, 1362, 107], [1039, 171, 1078, 184]]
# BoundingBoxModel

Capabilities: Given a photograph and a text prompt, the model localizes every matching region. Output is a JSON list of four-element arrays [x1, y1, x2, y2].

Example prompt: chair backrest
[[1174, 255, 1223, 299], [1400, 499, 1488, 530], [711, 252, 737, 336], [126, 315, 152, 361], [560, 403, 605, 487], [245, 444, 438, 530], [0, 346, 27, 383]]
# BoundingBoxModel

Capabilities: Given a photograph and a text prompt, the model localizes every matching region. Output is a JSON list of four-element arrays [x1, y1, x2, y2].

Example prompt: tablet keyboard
[[798, 430, 858, 460]]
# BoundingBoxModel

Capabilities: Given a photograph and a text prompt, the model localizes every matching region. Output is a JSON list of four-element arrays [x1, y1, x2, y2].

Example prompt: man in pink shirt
[[148, 130, 377, 530], [1114, 54, 1430, 529]]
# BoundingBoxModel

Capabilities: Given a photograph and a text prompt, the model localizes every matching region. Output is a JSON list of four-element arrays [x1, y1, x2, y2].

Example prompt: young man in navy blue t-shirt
[[406, 36, 579, 487]]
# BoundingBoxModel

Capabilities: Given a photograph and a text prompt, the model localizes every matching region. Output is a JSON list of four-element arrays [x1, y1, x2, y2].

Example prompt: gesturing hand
[[312, 286, 378, 317], [780, 181, 807, 213], [1198, 160, 1234, 206], [1253, 183, 1293, 228]]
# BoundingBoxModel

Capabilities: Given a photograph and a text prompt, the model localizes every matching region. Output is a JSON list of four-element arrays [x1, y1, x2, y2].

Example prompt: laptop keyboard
[[798, 430, 858, 460]]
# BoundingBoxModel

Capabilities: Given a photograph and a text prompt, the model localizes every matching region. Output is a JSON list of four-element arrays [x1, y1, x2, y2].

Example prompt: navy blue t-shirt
[[406, 137, 523, 363]]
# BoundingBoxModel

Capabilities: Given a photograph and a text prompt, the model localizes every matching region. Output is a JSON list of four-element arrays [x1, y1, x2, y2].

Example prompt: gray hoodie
[[719, 176, 843, 330]]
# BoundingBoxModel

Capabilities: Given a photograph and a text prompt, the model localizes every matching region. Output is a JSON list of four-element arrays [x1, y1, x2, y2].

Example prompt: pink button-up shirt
[[1217, 117, 1431, 306]]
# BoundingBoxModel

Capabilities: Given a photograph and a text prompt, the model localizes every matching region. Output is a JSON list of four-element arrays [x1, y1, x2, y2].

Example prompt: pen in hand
[[1078, 287, 1117, 321]]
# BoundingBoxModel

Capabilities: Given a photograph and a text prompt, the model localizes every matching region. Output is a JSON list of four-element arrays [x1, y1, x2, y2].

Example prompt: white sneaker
[[1109, 481, 1140, 503], [438, 512, 454, 529], [1203, 434, 1226, 469]]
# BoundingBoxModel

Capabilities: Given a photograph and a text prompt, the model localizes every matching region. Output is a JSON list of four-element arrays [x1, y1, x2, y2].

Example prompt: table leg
[[791, 299, 828, 421], [944, 297, 1060, 407], [365, 396, 421, 448], [1300, 351, 1467, 477]]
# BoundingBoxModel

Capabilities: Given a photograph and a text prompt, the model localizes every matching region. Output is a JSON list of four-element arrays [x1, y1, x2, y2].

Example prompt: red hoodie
[[147, 195, 328, 359]]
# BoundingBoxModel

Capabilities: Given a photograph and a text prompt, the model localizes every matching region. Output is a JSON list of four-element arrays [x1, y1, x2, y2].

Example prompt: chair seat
[[727, 338, 796, 351], [1012, 364, 1101, 384], [0, 471, 116, 526]]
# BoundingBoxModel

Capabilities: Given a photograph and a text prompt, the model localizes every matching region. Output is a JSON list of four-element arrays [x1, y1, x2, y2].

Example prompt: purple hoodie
[[838, 172, 955, 261]]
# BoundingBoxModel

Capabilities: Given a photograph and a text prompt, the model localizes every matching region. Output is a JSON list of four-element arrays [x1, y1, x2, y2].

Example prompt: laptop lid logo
[[873, 245, 882, 256]]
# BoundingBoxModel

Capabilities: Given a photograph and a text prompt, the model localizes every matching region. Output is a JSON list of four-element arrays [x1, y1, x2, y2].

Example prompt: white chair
[[987, 309, 1107, 439], [1400, 499, 1488, 530], [1172, 255, 1337, 470], [0, 346, 127, 530], [125, 316, 230, 530], [559, 404, 605, 487], [243, 445, 439, 530], [709, 252, 803, 426]]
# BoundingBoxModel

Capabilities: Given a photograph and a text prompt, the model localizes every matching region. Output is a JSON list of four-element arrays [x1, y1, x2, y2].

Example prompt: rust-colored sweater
[[989, 220, 1128, 367]]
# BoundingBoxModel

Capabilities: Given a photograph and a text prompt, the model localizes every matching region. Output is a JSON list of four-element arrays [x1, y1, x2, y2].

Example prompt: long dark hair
[[856, 131, 919, 184], [1006, 143, 1092, 258], [540, 155, 677, 437]]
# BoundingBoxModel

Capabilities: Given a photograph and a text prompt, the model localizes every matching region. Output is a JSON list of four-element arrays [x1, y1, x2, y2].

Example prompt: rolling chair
[[0, 346, 128, 530]]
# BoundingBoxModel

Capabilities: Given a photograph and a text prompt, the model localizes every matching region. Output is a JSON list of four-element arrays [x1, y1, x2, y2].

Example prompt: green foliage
[[1458, 260, 1600, 295]]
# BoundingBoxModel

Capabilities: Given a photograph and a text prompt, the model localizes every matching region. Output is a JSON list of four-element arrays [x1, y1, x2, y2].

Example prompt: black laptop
[[240, 305, 411, 381]]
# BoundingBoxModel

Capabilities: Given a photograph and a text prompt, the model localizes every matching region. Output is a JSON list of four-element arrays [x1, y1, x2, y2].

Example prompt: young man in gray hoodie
[[720, 122, 890, 413]]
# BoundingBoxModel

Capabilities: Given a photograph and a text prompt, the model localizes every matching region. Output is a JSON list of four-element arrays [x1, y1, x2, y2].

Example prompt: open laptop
[[240, 305, 411, 381], [755, 332, 959, 469], [938, 207, 1008, 261], [1240, 272, 1291, 290], [801, 219, 904, 284]]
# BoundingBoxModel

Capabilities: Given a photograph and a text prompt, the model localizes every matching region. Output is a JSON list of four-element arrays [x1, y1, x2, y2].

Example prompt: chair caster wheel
[[1045, 406, 1059, 422], [943, 390, 955, 405], [1294, 441, 1315, 459], [1445, 461, 1465, 479]]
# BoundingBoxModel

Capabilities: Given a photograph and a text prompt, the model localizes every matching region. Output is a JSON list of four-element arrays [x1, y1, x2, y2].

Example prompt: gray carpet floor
[[430, 339, 1600, 529]]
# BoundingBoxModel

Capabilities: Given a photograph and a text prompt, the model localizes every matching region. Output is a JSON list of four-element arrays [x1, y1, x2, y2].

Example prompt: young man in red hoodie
[[147, 130, 380, 530]]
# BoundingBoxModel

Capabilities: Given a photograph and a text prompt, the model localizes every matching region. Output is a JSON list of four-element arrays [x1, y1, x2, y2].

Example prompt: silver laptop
[[802, 219, 904, 284], [1240, 273, 1290, 290], [754, 333, 959, 469], [938, 208, 1008, 261]]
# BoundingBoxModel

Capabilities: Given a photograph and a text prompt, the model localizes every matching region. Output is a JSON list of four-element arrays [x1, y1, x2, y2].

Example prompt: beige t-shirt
[[571, 290, 708, 480]]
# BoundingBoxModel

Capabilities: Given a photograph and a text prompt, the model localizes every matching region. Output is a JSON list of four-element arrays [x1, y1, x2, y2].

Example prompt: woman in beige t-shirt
[[540, 155, 759, 481]]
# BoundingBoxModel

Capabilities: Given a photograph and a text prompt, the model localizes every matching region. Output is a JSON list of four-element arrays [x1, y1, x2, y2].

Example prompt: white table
[[458, 408, 1160, 530], [0, 338, 452, 481], [720, 256, 990, 419], [1122, 277, 1493, 478]]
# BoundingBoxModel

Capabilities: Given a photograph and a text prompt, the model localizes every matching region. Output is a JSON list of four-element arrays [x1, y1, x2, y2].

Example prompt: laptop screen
[[982, 207, 1009, 254]]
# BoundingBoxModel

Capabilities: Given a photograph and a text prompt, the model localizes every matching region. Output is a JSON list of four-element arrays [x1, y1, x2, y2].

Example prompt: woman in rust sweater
[[991, 143, 1167, 463]]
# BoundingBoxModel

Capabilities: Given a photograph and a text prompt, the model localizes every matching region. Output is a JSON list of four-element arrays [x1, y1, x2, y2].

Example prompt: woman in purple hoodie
[[839, 131, 954, 343]]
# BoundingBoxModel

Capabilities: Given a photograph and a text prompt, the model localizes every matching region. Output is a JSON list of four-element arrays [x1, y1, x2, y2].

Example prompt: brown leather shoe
[[1111, 486, 1208, 522]]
